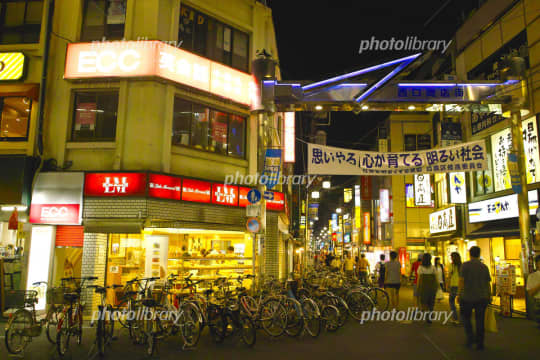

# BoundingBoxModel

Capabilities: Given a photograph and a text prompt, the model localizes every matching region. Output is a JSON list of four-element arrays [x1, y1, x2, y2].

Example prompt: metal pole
[[510, 108, 531, 279]]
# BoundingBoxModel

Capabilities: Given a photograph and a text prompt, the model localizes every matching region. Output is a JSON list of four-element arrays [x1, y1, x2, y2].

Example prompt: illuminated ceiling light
[[336, 208, 342, 214], [315, 105, 323, 111], [311, 191, 320, 199], [361, 105, 369, 110], [408, 105, 416, 110], [322, 181, 331, 189], [1, 205, 28, 211]]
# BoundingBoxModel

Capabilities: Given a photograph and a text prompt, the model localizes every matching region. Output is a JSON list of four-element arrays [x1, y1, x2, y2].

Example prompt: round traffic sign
[[246, 217, 261, 233], [247, 189, 262, 204]]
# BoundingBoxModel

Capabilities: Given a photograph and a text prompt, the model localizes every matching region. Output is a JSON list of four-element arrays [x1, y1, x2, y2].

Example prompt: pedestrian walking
[[343, 252, 355, 279], [384, 251, 401, 309], [458, 246, 491, 350], [375, 254, 386, 288], [526, 254, 540, 328], [357, 253, 370, 284], [448, 252, 462, 324], [434, 257, 445, 302], [410, 254, 423, 307], [417, 253, 438, 323]]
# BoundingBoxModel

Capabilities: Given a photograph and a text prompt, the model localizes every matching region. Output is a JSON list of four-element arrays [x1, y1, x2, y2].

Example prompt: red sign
[[266, 191, 285, 211], [30, 204, 81, 225], [148, 174, 181, 200], [182, 178, 211, 203], [212, 184, 239, 206], [84, 173, 146, 196], [361, 176, 372, 200], [332, 233, 337, 242], [238, 187, 252, 207], [398, 247, 409, 275], [363, 212, 371, 245]]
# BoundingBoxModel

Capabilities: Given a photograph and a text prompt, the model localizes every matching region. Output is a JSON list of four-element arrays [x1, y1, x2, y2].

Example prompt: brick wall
[[83, 199, 147, 219], [264, 213, 279, 278], [81, 233, 107, 316]]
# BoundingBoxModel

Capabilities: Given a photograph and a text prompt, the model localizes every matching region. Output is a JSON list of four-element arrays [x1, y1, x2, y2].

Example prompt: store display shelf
[[169, 266, 252, 270], [169, 257, 252, 261]]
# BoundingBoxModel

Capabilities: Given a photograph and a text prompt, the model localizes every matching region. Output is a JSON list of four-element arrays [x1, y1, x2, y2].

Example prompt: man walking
[[358, 253, 370, 284], [410, 254, 422, 307], [459, 246, 491, 350]]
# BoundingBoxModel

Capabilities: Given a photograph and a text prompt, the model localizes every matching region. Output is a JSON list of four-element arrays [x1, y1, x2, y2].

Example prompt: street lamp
[[322, 181, 331, 189], [311, 191, 320, 199], [336, 208, 342, 214]]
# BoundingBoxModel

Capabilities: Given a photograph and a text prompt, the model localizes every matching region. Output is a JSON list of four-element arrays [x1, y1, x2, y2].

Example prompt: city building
[[0, 0, 288, 314]]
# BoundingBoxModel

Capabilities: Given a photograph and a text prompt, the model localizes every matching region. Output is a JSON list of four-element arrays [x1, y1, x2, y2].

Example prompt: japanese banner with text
[[308, 140, 488, 175]]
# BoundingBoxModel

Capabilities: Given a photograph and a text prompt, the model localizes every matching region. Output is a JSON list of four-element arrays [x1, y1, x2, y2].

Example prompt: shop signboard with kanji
[[307, 140, 487, 175]]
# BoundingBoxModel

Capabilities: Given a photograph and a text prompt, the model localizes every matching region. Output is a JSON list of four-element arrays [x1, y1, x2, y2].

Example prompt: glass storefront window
[[81, 0, 126, 41], [171, 97, 246, 159], [71, 91, 119, 142], [0, 97, 31, 140], [0, 0, 43, 44]]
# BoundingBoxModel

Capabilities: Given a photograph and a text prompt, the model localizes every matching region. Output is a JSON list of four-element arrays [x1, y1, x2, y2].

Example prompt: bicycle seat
[[63, 293, 79, 302]]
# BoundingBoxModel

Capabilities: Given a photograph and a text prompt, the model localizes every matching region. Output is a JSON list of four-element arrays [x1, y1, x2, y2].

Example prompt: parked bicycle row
[[4, 270, 390, 357]]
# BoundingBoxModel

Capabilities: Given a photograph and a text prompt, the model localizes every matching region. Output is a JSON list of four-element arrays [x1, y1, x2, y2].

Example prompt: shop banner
[[308, 140, 488, 175], [84, 173, 146, 196], [429, 206, 457, 234], [148, 174, 182, 200], [468, 190, 538, 223], [182, 178, 211, 203], [30, 204, 80, 225], [379, 189, 390, 223], [212, 184, 238, 206], [449, 172, 466, 204], [414, 174, 431, 207], [262, 149, 282, 190]]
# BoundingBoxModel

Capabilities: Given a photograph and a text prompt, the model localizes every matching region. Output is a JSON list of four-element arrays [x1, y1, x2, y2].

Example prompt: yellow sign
[[0, 52, 25, 81]]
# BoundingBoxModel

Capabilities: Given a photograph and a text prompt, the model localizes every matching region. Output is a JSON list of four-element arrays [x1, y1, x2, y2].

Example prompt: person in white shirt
[[526, 255, 540, 326]]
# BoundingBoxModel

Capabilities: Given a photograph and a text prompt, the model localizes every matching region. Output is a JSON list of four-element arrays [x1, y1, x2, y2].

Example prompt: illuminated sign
[[29, 204, 81, 225], [84, 173, 147, 196], [64, 41, 253, 105], [148, 174, 181, 200], [332, 213, 338, 231], [523, 116, 540, 185], [284, 112, 295, 162], [0, 52, 25, 81], [238, 187, 252, 207], [344, 188, 352, 203], [182, 178, 211, 203], [429, 206, 457, 234], [379, 189, 390, 223], [449, 172, 466, 204], [414, 174, 431, 207], [363, 212, 371, 245], [405, 184, 414, 207], [212, 184, 239, 206], [266, 191, 285, 211], [468, 190, 538, 223], [354, 185, 361, 229]]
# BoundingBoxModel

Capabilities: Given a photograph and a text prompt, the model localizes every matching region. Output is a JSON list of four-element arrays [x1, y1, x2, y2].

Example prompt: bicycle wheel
[[5, 309, 32, 354], [239, 315, 256, 347], [321, 305, 340, 332], [301, 298, 321, 338], [333, 296, 350, 327], [259, 298, 287, 337], [56, 317, 71, 357], [178, 302, 202, 348], [239, 295, 258, 317], [97, 319, 106, 357], [75, 306, 83, 345], [367, 287, 389, 311], [208, 309, 226, 344], [347, 291, 375, 321], [146, 318, 159, 356], [283, 298, 304, 337], [45, 306, 61, 344]]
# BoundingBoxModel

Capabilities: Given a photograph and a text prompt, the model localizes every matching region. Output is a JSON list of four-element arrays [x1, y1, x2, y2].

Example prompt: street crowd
[[315, 247, 540, 351]]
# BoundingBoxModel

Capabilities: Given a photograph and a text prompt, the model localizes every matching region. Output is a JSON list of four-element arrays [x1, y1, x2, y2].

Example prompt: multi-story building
[[0, 0, 287, 314]]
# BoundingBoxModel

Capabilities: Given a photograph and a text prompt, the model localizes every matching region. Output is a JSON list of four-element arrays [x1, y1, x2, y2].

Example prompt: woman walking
[[417, 253, 438, 323], [448, 252, 462, 324], [434, 257, 445, 302], [384, 251, 402, 309]]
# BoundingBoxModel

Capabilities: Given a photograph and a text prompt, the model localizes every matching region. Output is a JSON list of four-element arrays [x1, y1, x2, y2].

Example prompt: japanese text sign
[[468, 190, 538, 223], [429, 206, 457, 234], [307, 140, 488, 175]]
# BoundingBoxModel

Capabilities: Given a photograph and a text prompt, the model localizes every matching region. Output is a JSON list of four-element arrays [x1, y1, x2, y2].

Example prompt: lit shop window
[[172, 97, 246, 158], [0, 0, 43, 44], [81, 0, 126, 41], [178, 5, 249, 72], [71, 91, 118, 142], [0, 97, 31, 140]]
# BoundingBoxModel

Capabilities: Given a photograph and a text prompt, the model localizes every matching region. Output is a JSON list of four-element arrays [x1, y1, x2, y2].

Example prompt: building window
[[81, 0, 126, 41], [178, 5, 250, 72], [0, 97, 31, 140], [172, 97, 246, 158], [404, 134, 431, 151], [0, 0, 43, 44], [71, 91, 118, 142]]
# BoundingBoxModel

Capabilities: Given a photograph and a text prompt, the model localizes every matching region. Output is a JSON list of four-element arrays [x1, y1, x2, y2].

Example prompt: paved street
[[1, 287, 538, 360]]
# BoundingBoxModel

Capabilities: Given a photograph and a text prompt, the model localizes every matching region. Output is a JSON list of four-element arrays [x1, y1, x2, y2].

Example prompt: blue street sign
[[246, 217, 261, 233], [247, 189, 262, 204], [508, 152, 522, 194], [264, 191, 274, 201]]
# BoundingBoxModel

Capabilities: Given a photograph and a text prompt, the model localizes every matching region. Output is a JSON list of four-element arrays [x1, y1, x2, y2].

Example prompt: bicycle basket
[[149, 286, 167, 304], [4, 290, 38, 309], [46, 287, 69, 305]]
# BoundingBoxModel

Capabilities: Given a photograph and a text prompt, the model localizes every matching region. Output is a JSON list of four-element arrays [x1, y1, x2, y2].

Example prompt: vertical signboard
[[363, 212, 371, 245], [523, 116, 540, 184], [449, 172, 466, 204], [491, 128, 512, 192], [405, 184, 414, 207], [414, 174, 431, 207], [354, 184, 361, 230], [379, 189, 390, 223], [344, 188, 352, 203], [361, 176, 372, 200], [284, 112, 295, 163]]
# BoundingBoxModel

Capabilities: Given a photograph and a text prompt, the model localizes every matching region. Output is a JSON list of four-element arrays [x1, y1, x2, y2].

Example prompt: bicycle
[[88, 284, 122, 357], [56, 276, 97, 357]]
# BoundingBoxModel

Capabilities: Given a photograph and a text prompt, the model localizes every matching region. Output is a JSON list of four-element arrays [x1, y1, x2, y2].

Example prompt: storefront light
[[1, 205, 27, 211], [311, 191, 320, 199], [322, 181, 331, 189], [336, 208, 342, 214]]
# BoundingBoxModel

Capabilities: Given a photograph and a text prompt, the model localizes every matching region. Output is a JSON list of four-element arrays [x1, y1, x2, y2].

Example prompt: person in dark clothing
[[459, 246, 491, 350], [375, 254, 386, 288]]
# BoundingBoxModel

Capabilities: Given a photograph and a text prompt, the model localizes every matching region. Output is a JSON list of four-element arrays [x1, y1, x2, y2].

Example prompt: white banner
[[468, 190, 538, 223], [308, 140, 488, 175], [430, 206, 457, 234]]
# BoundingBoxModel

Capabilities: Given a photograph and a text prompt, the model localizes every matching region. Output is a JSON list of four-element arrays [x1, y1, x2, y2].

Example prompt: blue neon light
[[302, 53, 422, 91], [336, 83, 368, 87], [398, 83, 456, 87], [355, 58, 417, 102]]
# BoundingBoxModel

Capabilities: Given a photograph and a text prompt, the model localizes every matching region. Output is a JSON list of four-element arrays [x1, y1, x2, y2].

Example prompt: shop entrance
[[52, 247, 83, 285]]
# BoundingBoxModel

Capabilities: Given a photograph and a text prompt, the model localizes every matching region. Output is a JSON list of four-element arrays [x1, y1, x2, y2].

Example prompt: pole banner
[[308, 140, 488, 175]]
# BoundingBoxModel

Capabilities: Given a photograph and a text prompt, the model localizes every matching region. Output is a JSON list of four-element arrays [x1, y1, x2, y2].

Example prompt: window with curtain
[[81, 0, 126, 41], [0, 0, 43, 44]]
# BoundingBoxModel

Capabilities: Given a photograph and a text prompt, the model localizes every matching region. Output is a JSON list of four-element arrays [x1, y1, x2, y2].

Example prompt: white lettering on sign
[[429, 207, 457, 234], [78, 50, 141, 73], [41, 206, 69, 219], [215, 185, 236, 205], [103, 177, 129, 194]]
